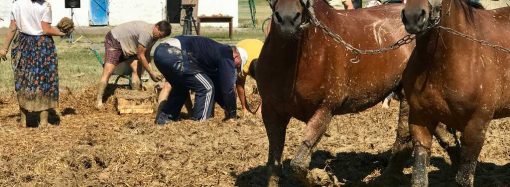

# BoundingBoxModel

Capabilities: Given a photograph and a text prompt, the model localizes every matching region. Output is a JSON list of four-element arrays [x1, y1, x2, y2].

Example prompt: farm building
[[0, 0, 240, 28]]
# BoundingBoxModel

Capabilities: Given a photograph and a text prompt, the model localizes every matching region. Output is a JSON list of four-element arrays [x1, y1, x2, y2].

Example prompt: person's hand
[[241, 108, 251, 118], [0, 49, 7, 62], [256, 106, 262, 116], [150, 72, 163, 82]]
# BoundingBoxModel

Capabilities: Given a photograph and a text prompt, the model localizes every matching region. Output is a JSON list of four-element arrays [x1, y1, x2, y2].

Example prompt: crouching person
[[235, 39, 264, 117], [153, 36, 247, 124], [96, 20, 171, 109]]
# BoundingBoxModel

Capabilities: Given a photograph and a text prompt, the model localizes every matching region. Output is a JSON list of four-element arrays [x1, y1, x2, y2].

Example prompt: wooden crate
[[115, 90, 155, 114]]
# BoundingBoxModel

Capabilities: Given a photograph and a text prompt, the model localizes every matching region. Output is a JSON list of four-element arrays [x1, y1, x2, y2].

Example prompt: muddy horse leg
[[379, 98, 412, 183], [410, 114, 437, 187], [290, 106, 332, 182], [379, 99, 460, 185], [262, 104, 290, 186], [455, 117, 489, 187]]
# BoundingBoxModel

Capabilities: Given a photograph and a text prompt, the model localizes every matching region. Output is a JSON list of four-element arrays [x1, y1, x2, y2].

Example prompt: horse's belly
[[336, 92, 390, 114]]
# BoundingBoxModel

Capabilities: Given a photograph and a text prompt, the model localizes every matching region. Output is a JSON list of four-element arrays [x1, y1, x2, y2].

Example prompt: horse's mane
[[467, 0, 484, 9], [455, 0, 484, 24]]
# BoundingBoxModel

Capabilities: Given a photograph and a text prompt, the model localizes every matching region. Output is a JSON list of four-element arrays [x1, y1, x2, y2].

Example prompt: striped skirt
[[11, 33, 59, 111]]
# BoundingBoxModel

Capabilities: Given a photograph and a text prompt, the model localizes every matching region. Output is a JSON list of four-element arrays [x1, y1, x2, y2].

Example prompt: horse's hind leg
[[378, 98, 412, 184], [434, 123, 461, 169], [290, 106, 332, 183], [455, 117, 489, 187], [262, 104, 290, 186]]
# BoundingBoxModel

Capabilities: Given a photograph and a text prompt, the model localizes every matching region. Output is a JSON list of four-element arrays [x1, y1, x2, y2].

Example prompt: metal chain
[[308, 15, 415, 57], [429, 3, 510, 54], [436, 26, 510, 53], [266, 0, 510, 63], [304, 7, 416, 63]]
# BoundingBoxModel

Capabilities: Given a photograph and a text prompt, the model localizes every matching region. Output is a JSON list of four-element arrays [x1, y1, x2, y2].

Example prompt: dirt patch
[[0, 84, 509, 186]]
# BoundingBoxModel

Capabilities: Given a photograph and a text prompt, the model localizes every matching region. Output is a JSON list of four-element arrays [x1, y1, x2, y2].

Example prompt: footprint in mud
[[67, 153, 109, 171], [122, 120, 154, 135]]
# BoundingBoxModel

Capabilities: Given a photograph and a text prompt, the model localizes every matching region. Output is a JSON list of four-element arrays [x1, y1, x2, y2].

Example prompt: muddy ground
[[0, 83, 509, 187]]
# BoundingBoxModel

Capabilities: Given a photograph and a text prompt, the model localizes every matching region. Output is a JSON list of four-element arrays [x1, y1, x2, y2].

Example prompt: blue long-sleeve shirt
[[176, 36, 237, 118]]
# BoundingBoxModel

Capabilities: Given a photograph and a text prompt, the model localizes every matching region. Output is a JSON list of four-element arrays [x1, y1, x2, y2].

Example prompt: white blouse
[[10, 0, 52, 35]]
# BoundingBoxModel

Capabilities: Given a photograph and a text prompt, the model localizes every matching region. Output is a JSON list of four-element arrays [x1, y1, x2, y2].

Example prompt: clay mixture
[[0, 83, 508, 186]]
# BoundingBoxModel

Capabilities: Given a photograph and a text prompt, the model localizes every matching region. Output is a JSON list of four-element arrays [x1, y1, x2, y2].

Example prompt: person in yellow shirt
[[235, 39, 264, 117]]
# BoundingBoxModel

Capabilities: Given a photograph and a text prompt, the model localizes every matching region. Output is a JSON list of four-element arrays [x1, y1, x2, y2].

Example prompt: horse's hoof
[[290, 160, 309, 184]]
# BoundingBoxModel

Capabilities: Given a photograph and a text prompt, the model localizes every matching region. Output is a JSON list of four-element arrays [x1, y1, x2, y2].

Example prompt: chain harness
[[302, 1, 415, 63], [436, 25, 510, 53], [267, 0, 510, 63], [430, 0, 510, 53]]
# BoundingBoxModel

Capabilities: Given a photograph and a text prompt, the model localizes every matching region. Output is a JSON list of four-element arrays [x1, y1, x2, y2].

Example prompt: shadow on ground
[[236, 150, 510, 187]]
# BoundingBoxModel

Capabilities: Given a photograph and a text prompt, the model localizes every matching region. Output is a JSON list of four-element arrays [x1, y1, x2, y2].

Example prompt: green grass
[[56, 41, 104, 90], [0, 37, 104, 92], [0, 59, 13, 92], [238, 0, 273, 28]]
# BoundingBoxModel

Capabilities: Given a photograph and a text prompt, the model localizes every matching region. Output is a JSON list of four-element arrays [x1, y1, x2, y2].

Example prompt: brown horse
[[402, 0, 510, 186], [257, 0, 458, 185]]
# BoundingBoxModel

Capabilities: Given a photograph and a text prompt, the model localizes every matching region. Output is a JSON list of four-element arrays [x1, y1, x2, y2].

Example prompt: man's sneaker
[[156, 112, 174, 125]]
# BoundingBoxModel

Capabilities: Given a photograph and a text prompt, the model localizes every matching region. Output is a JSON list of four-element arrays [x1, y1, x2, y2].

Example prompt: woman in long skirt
[[0, 0, 68, 127]]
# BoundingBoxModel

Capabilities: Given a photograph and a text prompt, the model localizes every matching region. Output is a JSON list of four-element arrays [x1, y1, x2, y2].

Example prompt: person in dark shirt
[[153, 36, 247, 124]]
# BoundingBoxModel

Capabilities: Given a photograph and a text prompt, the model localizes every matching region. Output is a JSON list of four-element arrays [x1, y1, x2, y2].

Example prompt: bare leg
[[262, 103, 290, 186], [40, 110, 48, 127], [256, 103, 263, 116], [129, 60, 142, 90], [157, 82, 193, 116], [290, 106, 332, 182], [97, 63, 116, 109], [19, 107, 27, 127], [455, 117, 489, 187], [156, 82, 172, 122]]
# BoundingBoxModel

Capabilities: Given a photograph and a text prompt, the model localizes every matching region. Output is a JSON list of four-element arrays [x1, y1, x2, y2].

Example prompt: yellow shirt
[[236, 39, 264, 78]]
